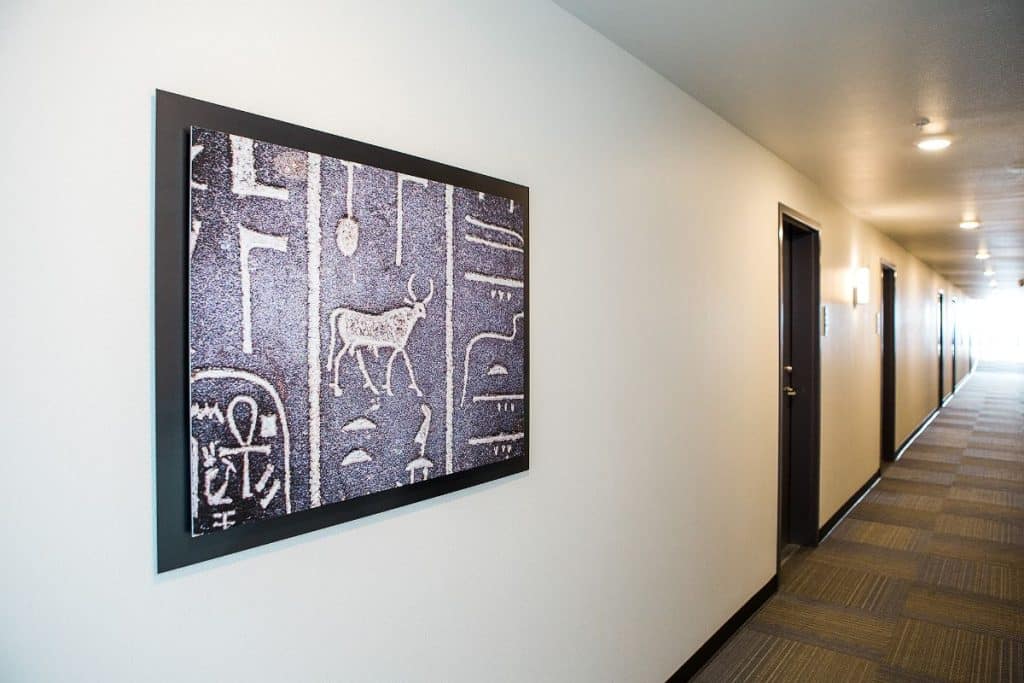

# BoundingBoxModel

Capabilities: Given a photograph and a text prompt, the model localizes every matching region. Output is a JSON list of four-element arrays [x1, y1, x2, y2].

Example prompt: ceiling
[[554, 0, 1024, 297]]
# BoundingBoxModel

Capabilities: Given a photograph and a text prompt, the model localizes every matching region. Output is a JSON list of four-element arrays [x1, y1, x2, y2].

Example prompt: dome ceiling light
[[916, 137, 952, 151]]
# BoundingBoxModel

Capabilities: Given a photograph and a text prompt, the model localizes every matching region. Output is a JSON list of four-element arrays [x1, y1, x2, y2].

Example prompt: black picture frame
[[155, 90, 529, 572]]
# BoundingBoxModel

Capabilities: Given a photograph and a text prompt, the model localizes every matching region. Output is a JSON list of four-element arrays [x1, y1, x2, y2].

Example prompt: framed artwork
[[155, 91, 529, 571]]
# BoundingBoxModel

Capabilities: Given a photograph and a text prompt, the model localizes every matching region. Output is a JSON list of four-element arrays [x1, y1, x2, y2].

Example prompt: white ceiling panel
[[555, 0, 1024, 296]]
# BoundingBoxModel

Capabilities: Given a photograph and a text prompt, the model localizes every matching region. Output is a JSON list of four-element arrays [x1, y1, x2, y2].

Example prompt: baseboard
[[946, 369, 973, 402], [666, 575, 778, 681], [817, 469, 881, 542], [893, 407, 939, 461], [954, 372, 971, 392], [897, 366, 972, 459]]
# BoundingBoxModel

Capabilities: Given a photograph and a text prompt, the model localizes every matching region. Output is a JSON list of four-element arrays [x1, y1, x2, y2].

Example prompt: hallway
[[695, 365, 1024, 681]]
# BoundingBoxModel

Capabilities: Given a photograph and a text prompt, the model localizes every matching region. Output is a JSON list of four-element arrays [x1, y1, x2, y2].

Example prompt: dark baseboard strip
[[944, 368, 973, 405], [954, 372, 972, 392], [899, 365, 974, 460], [666, 575, 778, 682], [893, 407, 940, 462], [817, 469, 881, 543]]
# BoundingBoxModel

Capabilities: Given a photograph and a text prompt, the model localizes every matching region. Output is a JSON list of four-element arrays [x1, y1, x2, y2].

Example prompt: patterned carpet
[[694, 364, 1024, 682]]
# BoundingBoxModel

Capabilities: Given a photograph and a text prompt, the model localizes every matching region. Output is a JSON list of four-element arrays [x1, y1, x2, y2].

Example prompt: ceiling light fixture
[[984, 267, 995, 276], [916, 137, 952, 151], [960, 220, 980, 230], [990, 280, 998, 287], [976, 250, 991, 260]]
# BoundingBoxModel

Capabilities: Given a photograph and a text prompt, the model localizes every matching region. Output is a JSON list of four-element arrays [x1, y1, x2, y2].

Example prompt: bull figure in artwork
[[326, 274, 434, 397]]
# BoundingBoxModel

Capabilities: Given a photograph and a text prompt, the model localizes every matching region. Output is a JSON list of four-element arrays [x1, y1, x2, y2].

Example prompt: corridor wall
[[0, 1, 965, 679]]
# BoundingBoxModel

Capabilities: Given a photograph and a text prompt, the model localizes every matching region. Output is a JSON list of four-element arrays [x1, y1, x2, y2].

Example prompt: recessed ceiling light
[[917, 137, 952, 151], [960, 220, 980, 230], [976, 250, 991, 260], [990, 280, 998, 287], [984, 267, 995, 276]]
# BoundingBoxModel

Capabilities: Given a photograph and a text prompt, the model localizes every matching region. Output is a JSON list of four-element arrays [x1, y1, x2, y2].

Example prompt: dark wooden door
[[781, 233, 793, 543], [779, 215, 821, 553], [951, 299, 958, 390], [938, 293, 945, 408], [881, 265, 896, 461]]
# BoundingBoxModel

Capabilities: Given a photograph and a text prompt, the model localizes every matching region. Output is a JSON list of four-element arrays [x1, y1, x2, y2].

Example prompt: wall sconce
[[853, 266, 870, 306]]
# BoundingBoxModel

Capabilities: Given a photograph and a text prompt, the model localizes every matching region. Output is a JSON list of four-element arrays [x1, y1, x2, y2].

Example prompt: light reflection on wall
[[975, 288, 1024, 362]]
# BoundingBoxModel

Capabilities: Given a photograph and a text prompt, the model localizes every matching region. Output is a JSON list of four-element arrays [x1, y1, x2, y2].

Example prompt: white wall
[[0, 1, 961, 680]]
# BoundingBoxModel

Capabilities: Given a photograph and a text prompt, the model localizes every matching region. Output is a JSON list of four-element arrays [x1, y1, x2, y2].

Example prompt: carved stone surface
[[189, 127, 526, 534]]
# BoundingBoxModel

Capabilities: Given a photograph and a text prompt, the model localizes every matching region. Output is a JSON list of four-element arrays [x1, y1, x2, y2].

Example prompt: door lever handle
[[783, 386, 798, 397]]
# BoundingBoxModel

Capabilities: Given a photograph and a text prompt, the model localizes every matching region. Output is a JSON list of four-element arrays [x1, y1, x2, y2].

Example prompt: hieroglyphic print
[[189, 128, 526, 534]]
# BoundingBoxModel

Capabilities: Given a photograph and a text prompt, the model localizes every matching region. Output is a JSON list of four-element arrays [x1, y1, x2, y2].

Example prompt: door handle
[[783, 386, 798, 397]]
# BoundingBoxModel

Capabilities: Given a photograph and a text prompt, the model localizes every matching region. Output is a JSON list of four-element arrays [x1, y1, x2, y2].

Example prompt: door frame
[[937, 291, 945, 409], [950, 297, 958, 390], [880, 260, 897, 462], [776, 204, 822, 567]]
